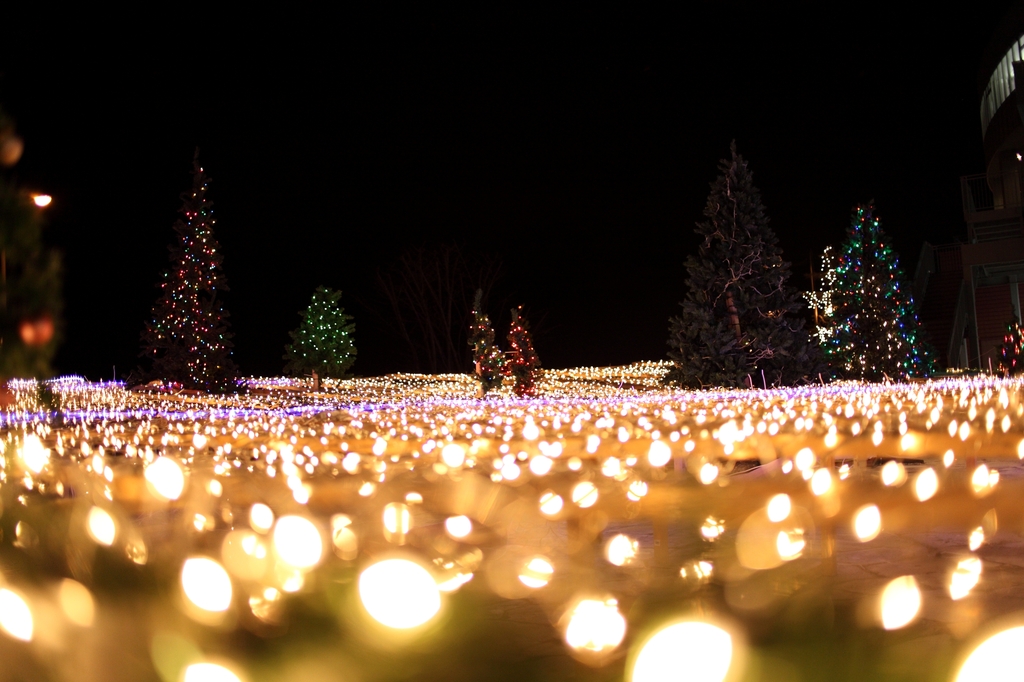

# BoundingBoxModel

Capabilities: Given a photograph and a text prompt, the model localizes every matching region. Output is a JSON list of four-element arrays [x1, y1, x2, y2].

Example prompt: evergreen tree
[[505, 306, 540, 397], [141, 152, 237, 392], [667, 143, 821, 389], [0, 110, 61, 379], [1000, 314, 1023, 376], [815, 202, 935, 380], [284, 286, 356, 384], [468, 289, 503, 395]]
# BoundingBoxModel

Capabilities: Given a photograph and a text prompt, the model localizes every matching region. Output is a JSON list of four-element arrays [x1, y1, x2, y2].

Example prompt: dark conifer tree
[[817, 203, 935, 380], [0, 109, 61, 379], [141, 152, 237, 391], [505, 306, 540, 397], [283, 286, 356, 384], [468, 289, 503, 395], [999, 315, 1023, 376], [667, 143, 821, 388]]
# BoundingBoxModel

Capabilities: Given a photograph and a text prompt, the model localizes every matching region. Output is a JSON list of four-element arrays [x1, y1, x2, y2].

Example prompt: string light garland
[[0, 366, 1021, 679]]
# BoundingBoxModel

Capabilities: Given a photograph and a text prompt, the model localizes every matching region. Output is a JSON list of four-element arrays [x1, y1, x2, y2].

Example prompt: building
[[916, 6, 1024, 371]]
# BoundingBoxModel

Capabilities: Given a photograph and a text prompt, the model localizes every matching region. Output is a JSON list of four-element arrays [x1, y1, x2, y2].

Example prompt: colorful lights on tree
[[504, 306, 540, 397], [810, 203, 935, 380], [468, 288, 503, 395], [141, 151, 237, 392]]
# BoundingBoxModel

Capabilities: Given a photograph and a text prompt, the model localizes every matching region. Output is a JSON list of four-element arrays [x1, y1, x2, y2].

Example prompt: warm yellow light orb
[[181, 557, 233, 613], [853, 505, 881, 541], [539, 491, 564, 516], [647, 440, 671, 467], [445, 515, 472, 538], [273, 516, 323, 569], [86, 506, 117, 546], [32, 194, 52, 208], [58, 579, 95, 627], [955, 626, 1024, 682], [20, 435, 49, 474], [441, 443, 465, 468], [631, 621, 733, 682], [0, 589, 33, 641], [249, 503, 274, 533], [358, 558, 441, 629], [914, 468, 938, 502], [564, 598, 626, 653], [605, 534, 639, 566], [183, 662, 243, 682], [766, 494, 791, 523], [146, 457, 185, 500], [572, 482, 598, 508], [880, 575, 921, 630], [519, 556, 554, 588]]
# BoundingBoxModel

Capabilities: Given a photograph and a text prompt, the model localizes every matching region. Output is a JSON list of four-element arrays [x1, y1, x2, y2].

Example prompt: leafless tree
[[374, 245, 503, 374]]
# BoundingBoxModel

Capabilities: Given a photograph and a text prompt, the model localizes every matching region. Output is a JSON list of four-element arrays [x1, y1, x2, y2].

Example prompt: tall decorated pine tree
[[814, 203, 934, 380], [505, 306, 540, 397], [468, 289, 503, 395], [283, 286, 356, 387], [667, 143, 820, 388], [141, 152, 237, 392]]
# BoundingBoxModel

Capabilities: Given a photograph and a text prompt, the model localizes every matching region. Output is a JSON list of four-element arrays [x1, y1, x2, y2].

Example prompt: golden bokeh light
[[572, 482, 598, 508], [853, 505, 882, 542], [273, 516, 323, 569], [519, 556, 554, 588], [249, 503, 274, 533], [880, 575, 921, 630], [605, 534, 639, 566], [631, 620, 733, 682], [950, 557, 982, 600], [776, 529, 805, 560], [58, 579, 95, 627], [358, 558, 441, 629], [0, 589, 33, 641], [86, 506, 117, 546], [20, 434, 49, 474], [954, 626, 1024, 682], [880, 460, 907, 487], [181, 557, 233, 613], [914, 468, 938, 502], [564, 598, 626, 653], [183, 662, 243, 682], [445, 515, 472, 539], [538, 491, 563, 516], [145, 457, 186, 500], [766, 494, 791, 523], [647, 440, 671, 467]]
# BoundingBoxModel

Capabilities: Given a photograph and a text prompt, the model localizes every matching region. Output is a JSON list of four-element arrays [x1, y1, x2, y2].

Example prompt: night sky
[[1, 5, 1018, 380]]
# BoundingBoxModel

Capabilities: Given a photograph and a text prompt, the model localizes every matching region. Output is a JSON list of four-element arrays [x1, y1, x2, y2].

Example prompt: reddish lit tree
[[504, 306, 540, 397]]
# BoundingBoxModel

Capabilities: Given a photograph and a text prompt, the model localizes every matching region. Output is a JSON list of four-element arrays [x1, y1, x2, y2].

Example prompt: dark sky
[[1, 4, 1018, 380]]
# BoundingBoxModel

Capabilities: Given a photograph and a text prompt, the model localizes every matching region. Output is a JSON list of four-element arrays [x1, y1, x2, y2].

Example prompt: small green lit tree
[[504, 306, 540, 397], [1000, 314, 1024, 376], [283, 286, 356, 389], [468, 289, 503, 395]]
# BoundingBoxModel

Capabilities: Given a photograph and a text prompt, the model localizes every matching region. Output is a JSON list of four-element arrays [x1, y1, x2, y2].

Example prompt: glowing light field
[[2, 363, 1024, 680]]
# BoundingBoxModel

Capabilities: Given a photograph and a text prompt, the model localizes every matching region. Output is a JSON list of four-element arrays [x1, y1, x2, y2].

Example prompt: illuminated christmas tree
[[816, 202, 934, 380], [284, 286, 356, 387], [667, 143, 821, 388], [0, 108, 61, 379], [505, 306, 540, 397], [141, 152, 237, 392], [468, 289, 503, 395], [999, 315, 1023, 376]]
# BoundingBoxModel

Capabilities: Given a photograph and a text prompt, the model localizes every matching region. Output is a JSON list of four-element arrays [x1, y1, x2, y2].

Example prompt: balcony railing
[[961, 173, 1024, 215]]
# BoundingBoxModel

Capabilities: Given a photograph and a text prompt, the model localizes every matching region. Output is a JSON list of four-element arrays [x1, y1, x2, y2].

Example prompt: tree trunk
[[725, 291, 741, 342]]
